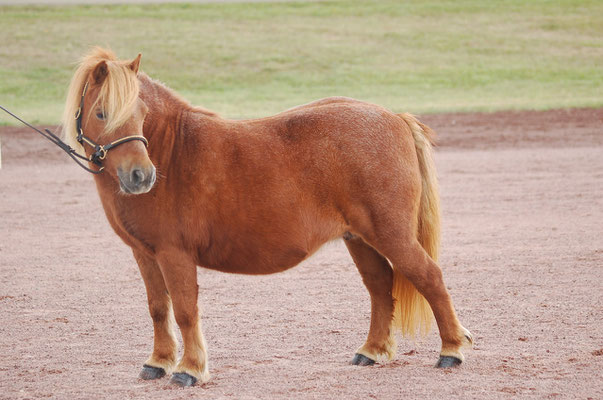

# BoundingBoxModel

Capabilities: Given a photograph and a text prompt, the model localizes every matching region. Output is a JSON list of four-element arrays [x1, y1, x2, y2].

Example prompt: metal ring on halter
[[96, 146, 107, 160]]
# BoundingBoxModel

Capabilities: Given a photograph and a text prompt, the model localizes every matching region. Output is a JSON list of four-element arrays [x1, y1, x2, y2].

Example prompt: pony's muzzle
[[117, 164, 156, 194]]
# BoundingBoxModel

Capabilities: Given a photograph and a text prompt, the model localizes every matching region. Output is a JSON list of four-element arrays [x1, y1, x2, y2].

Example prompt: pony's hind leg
[[344, 235, 396, 365], [133, 250, 178, 380], [368, 233, 472, 366], [156, 250, 210, 387]]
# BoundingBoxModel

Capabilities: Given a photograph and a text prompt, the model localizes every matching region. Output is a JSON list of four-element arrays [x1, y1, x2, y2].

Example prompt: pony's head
[[61, 47, 155, 194]]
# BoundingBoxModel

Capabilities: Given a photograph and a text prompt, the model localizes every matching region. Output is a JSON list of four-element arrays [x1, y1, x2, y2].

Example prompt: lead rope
[[0, 105, 104, 174], [1, 81, 149, 174]]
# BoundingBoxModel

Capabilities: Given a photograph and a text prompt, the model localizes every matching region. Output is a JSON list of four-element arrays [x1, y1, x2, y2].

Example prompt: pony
[[61, 47, 472, 387]]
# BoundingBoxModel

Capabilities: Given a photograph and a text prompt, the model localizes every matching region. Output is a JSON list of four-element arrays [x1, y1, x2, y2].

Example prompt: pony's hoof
[[436, 356, 462, 368], [351, 353, 375, 366], [170, 372, 197, 387], [139, 364, 166, 380]]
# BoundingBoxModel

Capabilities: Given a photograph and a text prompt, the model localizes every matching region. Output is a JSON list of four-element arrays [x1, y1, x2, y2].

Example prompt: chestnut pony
[[61, 48, 472, 387]]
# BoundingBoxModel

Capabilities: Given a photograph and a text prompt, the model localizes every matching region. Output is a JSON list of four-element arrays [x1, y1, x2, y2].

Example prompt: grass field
[[0, 0, 602, 124]]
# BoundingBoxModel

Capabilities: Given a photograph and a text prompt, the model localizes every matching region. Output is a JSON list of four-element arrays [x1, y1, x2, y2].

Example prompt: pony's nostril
[[132, 169, 144, 185]]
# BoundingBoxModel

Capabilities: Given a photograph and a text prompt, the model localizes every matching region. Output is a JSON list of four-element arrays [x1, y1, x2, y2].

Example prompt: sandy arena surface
[[0, 108, 602, 399]]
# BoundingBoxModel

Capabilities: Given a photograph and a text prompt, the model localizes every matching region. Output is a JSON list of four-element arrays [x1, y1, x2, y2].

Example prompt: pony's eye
[[96, 111, 106, 120]]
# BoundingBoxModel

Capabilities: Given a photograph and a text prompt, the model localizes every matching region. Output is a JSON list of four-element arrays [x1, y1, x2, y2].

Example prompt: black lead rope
[[0, 104, 104, 174], [1, 81, 149, 174]]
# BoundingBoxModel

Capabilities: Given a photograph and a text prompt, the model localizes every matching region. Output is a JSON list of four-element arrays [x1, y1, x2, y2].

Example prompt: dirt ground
[[0, 108, 602, 399]]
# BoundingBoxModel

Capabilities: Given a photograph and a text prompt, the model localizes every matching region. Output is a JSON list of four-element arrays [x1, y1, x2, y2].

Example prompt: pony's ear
[[129, 54, 142, 74], [92, 60, 108, 85]]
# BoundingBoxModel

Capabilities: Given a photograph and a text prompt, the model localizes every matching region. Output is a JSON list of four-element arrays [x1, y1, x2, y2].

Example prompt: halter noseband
[[75, 81, 149, 173]]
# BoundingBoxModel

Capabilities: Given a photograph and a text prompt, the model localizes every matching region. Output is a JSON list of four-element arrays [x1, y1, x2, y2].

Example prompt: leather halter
[[75, 81, 149, 172]]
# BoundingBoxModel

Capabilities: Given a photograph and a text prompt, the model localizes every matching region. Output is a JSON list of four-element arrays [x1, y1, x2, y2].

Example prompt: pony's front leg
[[156, 250, 210, 387], [133, 250, 178, 380]]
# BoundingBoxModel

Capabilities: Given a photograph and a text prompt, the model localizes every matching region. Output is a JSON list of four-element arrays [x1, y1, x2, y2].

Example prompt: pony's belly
[[199, 245, 309, 275], [197, 215, 344, 275]]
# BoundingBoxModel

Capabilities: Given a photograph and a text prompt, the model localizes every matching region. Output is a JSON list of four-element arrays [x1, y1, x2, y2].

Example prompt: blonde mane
[[61, 47, 140, 153]]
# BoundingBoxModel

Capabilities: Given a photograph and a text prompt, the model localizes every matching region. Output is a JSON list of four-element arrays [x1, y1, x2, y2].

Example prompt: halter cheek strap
[[75, 81, 149, 171]]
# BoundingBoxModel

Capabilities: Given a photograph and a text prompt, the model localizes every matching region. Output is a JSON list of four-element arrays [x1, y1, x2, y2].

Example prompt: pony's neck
[[139, 72, 190, 125], [138, 73, 219, 174], [138, 72, 218, 121]]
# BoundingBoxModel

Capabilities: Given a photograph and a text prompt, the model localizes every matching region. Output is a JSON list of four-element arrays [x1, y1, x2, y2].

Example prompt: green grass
[[0, 0, 602, 124]]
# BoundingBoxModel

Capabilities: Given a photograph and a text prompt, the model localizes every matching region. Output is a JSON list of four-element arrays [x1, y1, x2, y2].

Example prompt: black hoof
[[139, 364, 166, 380], [351, 353, 375, 366], [170, 372, 197, 387], [436, 356, 462, 368]]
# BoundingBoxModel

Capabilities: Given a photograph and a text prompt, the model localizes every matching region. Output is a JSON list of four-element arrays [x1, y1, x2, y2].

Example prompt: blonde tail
[[392, 113, 440, 337]]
